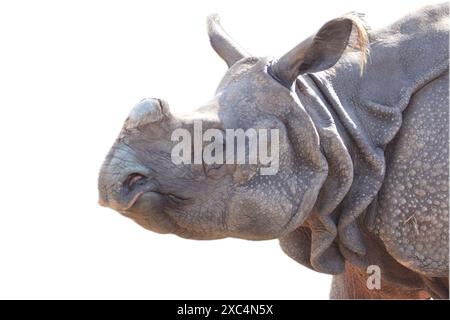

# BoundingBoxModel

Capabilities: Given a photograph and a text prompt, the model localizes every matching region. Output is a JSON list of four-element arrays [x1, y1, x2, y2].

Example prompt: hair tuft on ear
[[270, 13, 371, 87], [343, 12, 370, 75]]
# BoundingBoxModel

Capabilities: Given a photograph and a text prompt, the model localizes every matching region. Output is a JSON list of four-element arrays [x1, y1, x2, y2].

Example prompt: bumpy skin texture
[[376, 73, 449, 277], [98, 3, 449, 299]]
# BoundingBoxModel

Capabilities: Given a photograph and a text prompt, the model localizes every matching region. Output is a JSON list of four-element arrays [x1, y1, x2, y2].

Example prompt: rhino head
[[98, 14, 368, 251]]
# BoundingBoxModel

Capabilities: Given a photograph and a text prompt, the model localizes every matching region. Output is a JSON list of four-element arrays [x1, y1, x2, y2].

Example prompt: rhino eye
[[123, 173, 147, 191]]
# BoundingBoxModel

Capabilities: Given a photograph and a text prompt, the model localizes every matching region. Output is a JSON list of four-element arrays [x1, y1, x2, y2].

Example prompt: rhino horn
[[207, 14, 249, 67]]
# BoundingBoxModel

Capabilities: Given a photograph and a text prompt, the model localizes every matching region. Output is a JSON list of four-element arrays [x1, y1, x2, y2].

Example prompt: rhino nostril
[[123, 173, 148, 192]]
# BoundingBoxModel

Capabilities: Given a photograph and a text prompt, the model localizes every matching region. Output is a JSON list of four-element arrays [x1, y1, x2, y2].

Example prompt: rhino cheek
[[226, 186, 298, 240]]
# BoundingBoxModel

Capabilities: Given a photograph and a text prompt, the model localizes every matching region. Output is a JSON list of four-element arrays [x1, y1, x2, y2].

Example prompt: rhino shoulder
[[375, 72, 449, 277]]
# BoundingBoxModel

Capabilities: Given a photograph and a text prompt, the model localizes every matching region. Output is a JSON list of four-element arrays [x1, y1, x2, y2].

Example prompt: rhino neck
[[301, 72, 387, 270], [286, 74, 381, 274]]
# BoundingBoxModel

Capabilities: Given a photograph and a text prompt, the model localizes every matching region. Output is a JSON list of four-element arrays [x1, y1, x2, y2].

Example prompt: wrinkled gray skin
[[98, 3, 449, 299]]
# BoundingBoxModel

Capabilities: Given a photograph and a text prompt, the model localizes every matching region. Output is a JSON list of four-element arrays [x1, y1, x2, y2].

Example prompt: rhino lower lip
[[124, 190, 147, 210], [123, 189, 188, 211], [122, 179, 159, 210]]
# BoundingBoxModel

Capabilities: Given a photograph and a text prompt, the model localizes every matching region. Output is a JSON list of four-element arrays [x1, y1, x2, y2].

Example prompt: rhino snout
[[98, 140, 157, 212], [98, 170, 155, 211]]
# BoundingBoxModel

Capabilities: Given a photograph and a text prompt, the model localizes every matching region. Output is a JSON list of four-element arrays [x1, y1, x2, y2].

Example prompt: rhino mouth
[[118, 176, 193, 236], [122, 174, 189, 211], [124, 190, 148, 210]]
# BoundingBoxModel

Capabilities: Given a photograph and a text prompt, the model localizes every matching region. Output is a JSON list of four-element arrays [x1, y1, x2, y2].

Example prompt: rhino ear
[[207, 14, 249, 67], [270, 13, 369, 88]]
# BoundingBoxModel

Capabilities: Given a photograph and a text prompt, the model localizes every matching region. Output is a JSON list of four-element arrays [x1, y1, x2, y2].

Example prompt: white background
[[0, 0, 441, 299]]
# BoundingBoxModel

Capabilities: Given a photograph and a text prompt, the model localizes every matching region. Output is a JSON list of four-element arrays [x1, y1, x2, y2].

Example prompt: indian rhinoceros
[[98, 3, 449, 299]]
